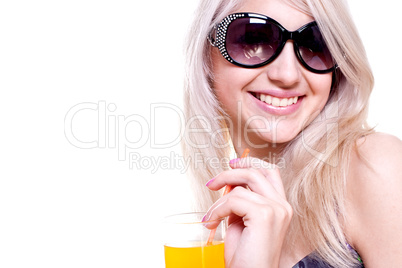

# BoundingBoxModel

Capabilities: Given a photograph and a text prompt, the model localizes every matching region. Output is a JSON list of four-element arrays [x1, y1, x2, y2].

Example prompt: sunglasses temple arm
[[207, 25, 218, 47]]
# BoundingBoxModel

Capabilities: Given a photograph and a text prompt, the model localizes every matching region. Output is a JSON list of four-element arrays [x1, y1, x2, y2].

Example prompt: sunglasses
[[208, 12, 336, 74]]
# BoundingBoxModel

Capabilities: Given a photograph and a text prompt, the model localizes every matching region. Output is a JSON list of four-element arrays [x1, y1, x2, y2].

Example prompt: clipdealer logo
[[64, 101, 184, 162], [64, 99, 340, 171]]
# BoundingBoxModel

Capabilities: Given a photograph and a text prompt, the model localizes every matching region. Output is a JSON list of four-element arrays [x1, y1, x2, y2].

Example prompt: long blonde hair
[[182, 0, 374, 266]]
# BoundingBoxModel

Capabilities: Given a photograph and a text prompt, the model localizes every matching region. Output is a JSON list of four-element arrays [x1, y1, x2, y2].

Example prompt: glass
[[208, 12, 336, 73], [163, 212, 226, 268]]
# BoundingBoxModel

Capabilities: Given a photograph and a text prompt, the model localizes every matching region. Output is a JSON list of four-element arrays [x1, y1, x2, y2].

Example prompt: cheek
[[306, 72, 333, 102], [299, 72, 333, 129], [211, 49, 242, 109], [211, 48, 235, 88]]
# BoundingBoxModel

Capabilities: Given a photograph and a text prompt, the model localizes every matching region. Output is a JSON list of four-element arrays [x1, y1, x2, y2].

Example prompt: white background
[[0, 0, 400, 267]]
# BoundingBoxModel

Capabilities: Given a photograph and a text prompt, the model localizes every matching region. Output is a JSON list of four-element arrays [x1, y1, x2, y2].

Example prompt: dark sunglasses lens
[[226, 18, 282, 66], [297, 25, 335, 71]]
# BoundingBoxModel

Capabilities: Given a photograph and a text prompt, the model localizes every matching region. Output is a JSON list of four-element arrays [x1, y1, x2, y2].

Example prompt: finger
[[203, 187, 269, 228], [229, 157, 286, 198], [207, 168, 283, 200]]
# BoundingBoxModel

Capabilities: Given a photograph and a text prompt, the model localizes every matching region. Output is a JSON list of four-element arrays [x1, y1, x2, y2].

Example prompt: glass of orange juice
[[163, 212, 226, 268]]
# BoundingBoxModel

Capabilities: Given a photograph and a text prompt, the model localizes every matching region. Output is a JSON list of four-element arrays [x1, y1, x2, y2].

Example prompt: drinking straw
[[206, 148, 250, 246]]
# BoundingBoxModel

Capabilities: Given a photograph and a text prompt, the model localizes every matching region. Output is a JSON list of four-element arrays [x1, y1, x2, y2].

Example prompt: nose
[[265, 41, 301, 88]]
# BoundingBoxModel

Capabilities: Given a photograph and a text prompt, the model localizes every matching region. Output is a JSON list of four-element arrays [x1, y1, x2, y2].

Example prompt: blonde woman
[[182, 0, 402, 267]]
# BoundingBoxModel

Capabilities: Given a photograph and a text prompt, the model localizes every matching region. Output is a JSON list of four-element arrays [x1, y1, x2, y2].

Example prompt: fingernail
[[206, 178, 215, 187], [202, 214, 209, 222], [229, 158, 240, 164]]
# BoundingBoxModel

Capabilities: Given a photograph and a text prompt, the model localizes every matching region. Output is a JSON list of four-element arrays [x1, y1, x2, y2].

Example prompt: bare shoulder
[[346, 132, 402, 266], [348, 132, 402, 192], [348, 131, 402, 205], [347, 132, 402, 207], [354, 132, 402, 170]]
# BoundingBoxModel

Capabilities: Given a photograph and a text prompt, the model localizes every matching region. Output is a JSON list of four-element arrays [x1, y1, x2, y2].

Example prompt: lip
[[248, 91, 304, 116]]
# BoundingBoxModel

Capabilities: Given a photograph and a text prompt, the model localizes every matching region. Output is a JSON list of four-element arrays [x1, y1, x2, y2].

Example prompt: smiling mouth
[[252, 92, 302, 107]]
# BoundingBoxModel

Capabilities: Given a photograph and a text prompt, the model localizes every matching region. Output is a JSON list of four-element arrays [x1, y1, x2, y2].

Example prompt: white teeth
[[265, 95, 272, 104], [257, 93, 299, 107], [279, 98, 288, 107], [272, 97, 280, 106]]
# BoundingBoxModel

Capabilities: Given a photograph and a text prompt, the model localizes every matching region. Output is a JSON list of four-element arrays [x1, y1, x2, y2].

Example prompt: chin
[[246, 131, 299, 148]]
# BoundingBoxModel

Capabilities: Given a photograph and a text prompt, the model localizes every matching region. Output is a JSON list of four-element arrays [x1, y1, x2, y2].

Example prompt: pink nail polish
[[206, 178, 215, 187], [229, 158, 240, 164]]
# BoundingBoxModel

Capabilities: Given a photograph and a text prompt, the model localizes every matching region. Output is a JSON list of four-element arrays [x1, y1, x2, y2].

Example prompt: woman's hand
[[203, 157, 293, 268]]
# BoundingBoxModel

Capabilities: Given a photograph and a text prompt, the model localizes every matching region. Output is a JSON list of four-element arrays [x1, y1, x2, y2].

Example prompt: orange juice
[[164, 241, 225, 268]]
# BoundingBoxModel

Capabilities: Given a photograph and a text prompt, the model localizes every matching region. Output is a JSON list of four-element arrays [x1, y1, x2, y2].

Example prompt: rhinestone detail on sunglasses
[[209, 13, 246, 64]]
